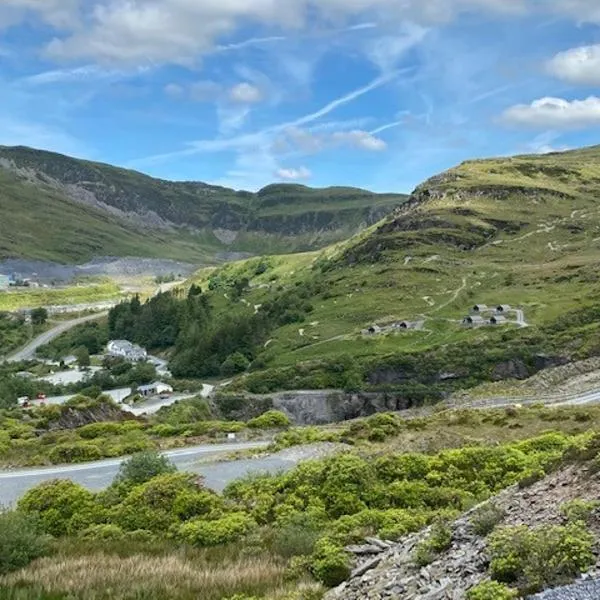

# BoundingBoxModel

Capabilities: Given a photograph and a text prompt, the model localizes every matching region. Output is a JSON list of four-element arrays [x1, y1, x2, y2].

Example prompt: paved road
[[0, 442, 339, 507], [4, 312, 107, 363]]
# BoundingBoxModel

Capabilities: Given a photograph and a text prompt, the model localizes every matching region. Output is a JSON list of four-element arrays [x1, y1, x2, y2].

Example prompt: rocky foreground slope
[[325, 462, 600, 599]]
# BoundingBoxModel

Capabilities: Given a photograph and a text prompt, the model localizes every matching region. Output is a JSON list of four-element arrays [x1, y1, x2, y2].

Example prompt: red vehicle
[[36, 393, 47, 401]]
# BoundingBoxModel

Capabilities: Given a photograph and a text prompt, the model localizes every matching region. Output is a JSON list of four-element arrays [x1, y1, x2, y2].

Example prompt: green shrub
[[113, 473, 201, 532], [18, 480, 96, 537], [48, 441, 103, 464], [80, 523, 125, 541], [221, 352, 250, 377], [0, 511, 50, 575], [560, 499, 600, 524], [179, 512, 256, 546], [488, 522, 595, 594], [112, 450, 176, 488], [310, 538, 350, 587], [466, 581, 517, 600], [470, 503, 505, 536], [272, 516, 321, 558], [413, 521, 453, 567], [247, 410, 291, 429]]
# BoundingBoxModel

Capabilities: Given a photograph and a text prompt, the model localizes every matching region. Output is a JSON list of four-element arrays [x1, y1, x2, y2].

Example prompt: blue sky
[[2, 1, 600, 193]]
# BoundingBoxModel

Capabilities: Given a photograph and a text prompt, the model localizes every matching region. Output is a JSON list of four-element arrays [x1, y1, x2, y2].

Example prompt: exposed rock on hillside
[[325, 463, 600, 600], [0, 145, 406, 262]]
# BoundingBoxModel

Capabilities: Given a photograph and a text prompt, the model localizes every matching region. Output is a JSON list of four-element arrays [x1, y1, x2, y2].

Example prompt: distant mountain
[[0, 146, 407, 264]]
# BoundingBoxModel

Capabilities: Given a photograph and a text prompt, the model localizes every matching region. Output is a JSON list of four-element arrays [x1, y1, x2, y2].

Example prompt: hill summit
[[0, 145, 406, 264]]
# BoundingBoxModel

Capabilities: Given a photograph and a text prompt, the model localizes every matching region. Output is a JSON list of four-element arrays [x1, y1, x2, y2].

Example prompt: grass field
[[0, 282, 123, 311]]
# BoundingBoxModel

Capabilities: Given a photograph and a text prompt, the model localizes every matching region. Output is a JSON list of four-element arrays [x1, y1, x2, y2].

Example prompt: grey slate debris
[[529, 580, 600, 600]]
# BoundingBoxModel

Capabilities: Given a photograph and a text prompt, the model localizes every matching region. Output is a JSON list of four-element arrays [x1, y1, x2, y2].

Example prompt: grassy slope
[[192, 145, 600, 377], [0, 170, 221, 264], [0, 146, 406, 263]]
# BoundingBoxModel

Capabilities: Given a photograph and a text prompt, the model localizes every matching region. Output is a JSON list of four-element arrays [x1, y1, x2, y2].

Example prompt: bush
[[310, 538, 350, 587], [247, 410, 291, 429], [112, 450, 176, 488], [80, 523, 125, 541], [18, 480, 96, 537], [560, 499, 600, 525], [466, 581, 517, 600], [413, 521, 453, 567], [272, 515, 321, 558], [179, 512, 256, 546], [48, 441, 103, 464], [488, 522, 595, 594], [470, 503, 505, 536], [0, 511, 50, 575], [221, 352, 250, 377]]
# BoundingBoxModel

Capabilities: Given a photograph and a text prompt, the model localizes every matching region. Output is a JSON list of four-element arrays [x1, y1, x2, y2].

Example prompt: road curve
[[0, 441, 271, 506], [4, 312, 107, 363]]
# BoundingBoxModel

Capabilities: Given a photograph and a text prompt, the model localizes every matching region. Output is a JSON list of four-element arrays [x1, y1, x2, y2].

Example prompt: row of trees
[[108, 284, 315, 379]]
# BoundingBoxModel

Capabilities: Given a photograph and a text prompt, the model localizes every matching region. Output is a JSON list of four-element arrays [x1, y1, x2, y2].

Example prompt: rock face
[[325, 464, 600, 600]]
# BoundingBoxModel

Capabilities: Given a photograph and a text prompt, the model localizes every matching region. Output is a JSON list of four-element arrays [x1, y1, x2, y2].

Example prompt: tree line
[[108, 284, 314, 379]]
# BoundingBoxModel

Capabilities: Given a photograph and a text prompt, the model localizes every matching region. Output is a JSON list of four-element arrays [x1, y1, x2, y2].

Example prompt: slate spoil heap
[[325, 464, 600, 600]]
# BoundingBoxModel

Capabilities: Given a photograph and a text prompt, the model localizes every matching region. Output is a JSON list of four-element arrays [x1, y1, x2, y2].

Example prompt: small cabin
[[471, 304, 489, 314], [366, 325, 382, 335], [490, 315, 508, 326], [496, 304, 511, 313], [463, 315, 486, 327]]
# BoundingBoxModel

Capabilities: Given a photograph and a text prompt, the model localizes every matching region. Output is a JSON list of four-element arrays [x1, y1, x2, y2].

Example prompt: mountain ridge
[[0, 145, 407, 263]]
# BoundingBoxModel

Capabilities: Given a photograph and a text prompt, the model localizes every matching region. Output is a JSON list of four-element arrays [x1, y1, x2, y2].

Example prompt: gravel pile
[[529, 580, 600, 600]]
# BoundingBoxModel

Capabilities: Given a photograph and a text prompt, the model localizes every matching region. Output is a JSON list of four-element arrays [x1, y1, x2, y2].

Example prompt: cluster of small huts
[[462, 304, 511, 327]]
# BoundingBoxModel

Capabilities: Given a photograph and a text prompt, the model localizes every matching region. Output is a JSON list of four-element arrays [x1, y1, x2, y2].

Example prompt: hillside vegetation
[[0, 146, 405, 263], [4, 407, 600, 599], [96, 145, 600, 402]]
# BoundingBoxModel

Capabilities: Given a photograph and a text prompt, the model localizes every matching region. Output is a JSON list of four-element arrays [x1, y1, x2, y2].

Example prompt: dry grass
[[2, 553, 286, 600]]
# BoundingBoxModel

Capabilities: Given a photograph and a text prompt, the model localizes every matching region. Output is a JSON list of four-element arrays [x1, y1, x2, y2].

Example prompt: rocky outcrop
[[46, 402, 131, 431], [325, 464, 600, 600]]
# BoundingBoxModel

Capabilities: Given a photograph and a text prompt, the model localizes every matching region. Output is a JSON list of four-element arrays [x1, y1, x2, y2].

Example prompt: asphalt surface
[[4, 312, 107, 362], [0, 441, 272, 506]]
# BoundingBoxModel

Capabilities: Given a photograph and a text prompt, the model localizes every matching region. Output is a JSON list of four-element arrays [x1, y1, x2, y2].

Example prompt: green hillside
[[0, 146, 406, 263], [170, 145, 600, 395]]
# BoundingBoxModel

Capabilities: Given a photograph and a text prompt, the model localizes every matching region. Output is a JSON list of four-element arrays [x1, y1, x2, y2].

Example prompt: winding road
[[4, 312, 107, 363], [0, 442, 341, 506], [0, 441, 269, 506]]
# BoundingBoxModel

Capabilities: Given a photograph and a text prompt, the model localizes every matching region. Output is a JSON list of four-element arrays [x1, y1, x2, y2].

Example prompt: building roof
[[491, 315, 508, 323], [464, 315, 486, 323], [138, 381, 171, 393]]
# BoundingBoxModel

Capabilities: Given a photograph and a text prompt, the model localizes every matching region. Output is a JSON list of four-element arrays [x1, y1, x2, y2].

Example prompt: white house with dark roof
[[107, 340, 147, 362], [137, 382, 174, 398]]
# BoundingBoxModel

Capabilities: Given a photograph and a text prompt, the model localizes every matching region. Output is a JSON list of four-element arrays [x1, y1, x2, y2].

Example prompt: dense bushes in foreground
[[6, 430, 586, 595]]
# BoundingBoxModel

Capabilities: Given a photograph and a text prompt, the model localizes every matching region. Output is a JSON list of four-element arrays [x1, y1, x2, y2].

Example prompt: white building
[[137, 382, 174, 398], [107, 340, 147, 362]]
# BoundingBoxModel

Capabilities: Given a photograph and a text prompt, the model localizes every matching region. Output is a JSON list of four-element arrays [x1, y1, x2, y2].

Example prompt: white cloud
[[366, 23, 429, 72], [276, 166, 312, 180], [21, 65, 147, 86], [24, 0, 591, 67], [164, 83, 185, 98], [502, 96, 600, 129], [332, 129, 388, 151], [229, 82, 264, 104], [548, 44, 600, 85], [276, 127, 387, 153], [0, 0, 80, 29], [190, 81, 222, 102]]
